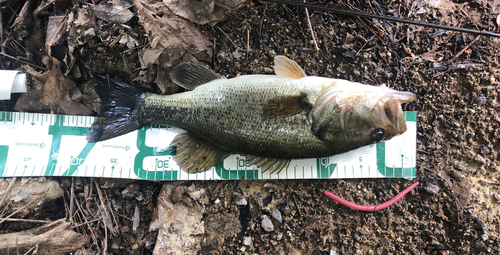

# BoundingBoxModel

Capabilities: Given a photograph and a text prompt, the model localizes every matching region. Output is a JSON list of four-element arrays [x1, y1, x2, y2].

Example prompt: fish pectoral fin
[[170, 62, 224, 90], [243, 155, 291, 174], [274, 56, 307, 79], [262, 93, 311, 117], [171, 133, 231, 173]]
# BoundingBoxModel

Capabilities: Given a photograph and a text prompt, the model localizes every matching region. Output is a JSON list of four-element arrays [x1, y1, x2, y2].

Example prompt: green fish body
[[87, 56, 415, 173]]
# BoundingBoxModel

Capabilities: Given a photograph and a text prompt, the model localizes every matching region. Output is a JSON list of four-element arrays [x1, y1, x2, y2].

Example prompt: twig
[[258, 3, 268, 38], [212, 182, 225, 195], [246, 29, 250, 54], [453, 35, 481, 60], [0, 52, 48, 70], [71, 217, 103, 228], [216, 25, 238, 48], [0, 8, 4, 54], [69, 178, 75, 222], [0, 177, 17, 209], [22, 243, 38, 255], [103, 190, 119, 231], [291, 192, 303, 217], [303, 0, 319, 51], [324, 182, 419, 212], [0, 195, 40, 225], [74, 193, 100, 253], [0, 218, 52, 224], [114, 212, 133, 222], [94, 181, 109, 254]]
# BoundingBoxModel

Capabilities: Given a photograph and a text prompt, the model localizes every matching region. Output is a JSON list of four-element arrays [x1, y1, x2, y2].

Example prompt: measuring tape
[[0, 111, 417, 180]]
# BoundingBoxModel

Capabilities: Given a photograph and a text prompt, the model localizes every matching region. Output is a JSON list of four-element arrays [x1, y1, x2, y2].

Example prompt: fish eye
[[371, 129, 385, 142]]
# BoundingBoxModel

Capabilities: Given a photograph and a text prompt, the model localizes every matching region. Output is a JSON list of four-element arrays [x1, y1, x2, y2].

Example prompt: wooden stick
[[0, 177, 17, 209], [0, 218, 52, 224], [0, 196, 40, 225], [304, 0, 319, 51], [69, 178, 75, 222]]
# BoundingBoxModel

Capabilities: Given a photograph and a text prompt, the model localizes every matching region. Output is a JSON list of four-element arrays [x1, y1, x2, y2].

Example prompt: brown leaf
[[163, 0, 246, 25]]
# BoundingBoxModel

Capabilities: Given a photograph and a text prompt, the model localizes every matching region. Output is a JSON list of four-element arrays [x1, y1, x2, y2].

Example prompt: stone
[[261, 215, 274, 232], [271, 209, 282, 223]]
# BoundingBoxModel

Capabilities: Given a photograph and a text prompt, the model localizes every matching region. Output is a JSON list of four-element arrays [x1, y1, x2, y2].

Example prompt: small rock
[[489, 163, 498, 172], [481, 234, 488, 241], [271, 209, 282, 223], [475, 243, 488, 252], [474, 96, 486, 106], [243, 236, 252, 246], [261, 215, 274, 232], [423, 183, 440, 195], [493, 193, 500, 203], [276, 232, 283, 241], [235, 194, 247, 206], [0, 178, 4, 182], [212, 223, 219, 230], [110, 237, 121, 250], [135, 192, 144, 201], [264, 182, 278, 193], [144, 234, 157, 250], [122, 183, 140, 199], [267, 50, 276, 58], [274, 192, 282, 199], [475, 216, 487, 231], [253, 193, 263, 208], [474, 154, 486, 164], [232, 49, 243, 59], [37, 177, 46, 183], [263, 67, 274, 73]]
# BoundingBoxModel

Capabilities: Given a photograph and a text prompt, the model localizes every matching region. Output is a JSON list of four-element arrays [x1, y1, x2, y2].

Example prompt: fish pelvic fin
[[171, 133, 231, 173], [170, 62, 223, 90], [274, 56, 307, 79], [86, 76, 146, 143], [243, 155, 291, 174]]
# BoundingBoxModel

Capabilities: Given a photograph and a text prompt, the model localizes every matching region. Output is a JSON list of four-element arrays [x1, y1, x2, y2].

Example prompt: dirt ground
[[1, 0, 500, 254]]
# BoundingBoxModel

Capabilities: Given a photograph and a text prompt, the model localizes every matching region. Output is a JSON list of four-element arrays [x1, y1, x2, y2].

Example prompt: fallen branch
[[0, 219, 89, 255]]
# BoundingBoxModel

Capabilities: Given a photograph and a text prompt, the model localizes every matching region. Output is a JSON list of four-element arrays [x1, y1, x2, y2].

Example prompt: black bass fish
[[87, 56, 415, 174]]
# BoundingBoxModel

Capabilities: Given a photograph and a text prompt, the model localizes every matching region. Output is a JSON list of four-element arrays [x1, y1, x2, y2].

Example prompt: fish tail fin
[[86, 76, 146, 143]]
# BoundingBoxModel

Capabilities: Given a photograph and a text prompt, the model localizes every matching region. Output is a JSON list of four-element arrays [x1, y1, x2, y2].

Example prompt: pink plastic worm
[[324, 182, 419, 212]]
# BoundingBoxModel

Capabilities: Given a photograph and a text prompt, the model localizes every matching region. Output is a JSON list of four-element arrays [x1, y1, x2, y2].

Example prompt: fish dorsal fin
[[170, 62, 223, 90], [274, 56, 307, 79], [170, 133, 231, 173], [262, 93, 311, 117], [243, 155, 291, 174]]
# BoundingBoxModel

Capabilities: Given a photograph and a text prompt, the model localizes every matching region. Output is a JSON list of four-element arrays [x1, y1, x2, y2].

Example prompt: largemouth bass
[[87, 56, 415, 174]]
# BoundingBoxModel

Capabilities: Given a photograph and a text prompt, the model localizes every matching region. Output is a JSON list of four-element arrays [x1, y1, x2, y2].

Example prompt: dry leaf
[[163, 0, 246, 25], [91, 4, 134, 24]]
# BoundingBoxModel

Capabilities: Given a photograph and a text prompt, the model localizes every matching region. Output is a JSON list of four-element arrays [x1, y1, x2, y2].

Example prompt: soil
[[1, 0, 500, 254]]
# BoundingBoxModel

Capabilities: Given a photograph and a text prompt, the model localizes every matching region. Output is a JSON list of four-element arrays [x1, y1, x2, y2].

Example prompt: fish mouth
[[374, 92, 416, 138]]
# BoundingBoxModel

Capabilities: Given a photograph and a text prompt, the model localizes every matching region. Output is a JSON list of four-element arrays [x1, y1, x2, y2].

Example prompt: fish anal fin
[[170, 62, 223, 90], [274, 56, 307, 79], [263, 93, 311, 117], [244, 155, 291, 174], [171, 133, 231, 173]]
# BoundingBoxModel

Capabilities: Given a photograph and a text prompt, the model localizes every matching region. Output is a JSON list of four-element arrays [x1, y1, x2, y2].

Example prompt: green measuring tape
[[0, 111, 417, 180]]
